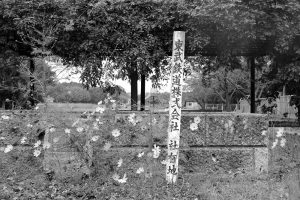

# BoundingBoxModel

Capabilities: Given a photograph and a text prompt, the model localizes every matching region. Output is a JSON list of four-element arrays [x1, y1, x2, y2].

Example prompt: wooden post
[[166, 31, 185, 184]]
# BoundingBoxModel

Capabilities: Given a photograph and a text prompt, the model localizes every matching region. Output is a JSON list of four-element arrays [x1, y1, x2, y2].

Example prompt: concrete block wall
[[113, 113, 269, 174], [42, 112, 270, 178], [3, 110, 300, 181]]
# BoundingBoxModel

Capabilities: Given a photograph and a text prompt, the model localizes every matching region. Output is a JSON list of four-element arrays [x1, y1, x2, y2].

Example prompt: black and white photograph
[[0, 0, 300, 199]]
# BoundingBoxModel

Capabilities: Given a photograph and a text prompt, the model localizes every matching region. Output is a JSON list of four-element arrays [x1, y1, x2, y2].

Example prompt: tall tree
[[187, 0, 300, 55], [52, 0, 189, 110], [1, 0, 68, 106], [186, 61, 250, 110], [186, 0, 300, 113], [6, 0, 299, 111]]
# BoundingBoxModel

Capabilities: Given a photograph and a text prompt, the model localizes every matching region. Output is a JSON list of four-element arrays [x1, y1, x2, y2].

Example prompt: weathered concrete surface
[[43, 151, 89, 181], [42, 126, 90, 180], [40, 113, 270, 179], [92, 147, 254, 176], [0, 110, 279, 180], [115, 113, 269, 146], [254, 148, 268, 173], [268, 127, 300, 199], [268, 127, 300, 168], [179, 148, 254, 174]]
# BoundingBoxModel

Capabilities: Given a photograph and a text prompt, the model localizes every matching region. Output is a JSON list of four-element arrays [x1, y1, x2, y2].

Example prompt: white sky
[[46, 60, 170, 94]]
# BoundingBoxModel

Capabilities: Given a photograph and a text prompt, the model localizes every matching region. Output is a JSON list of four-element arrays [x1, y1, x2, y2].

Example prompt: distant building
[[235, 98, 250, 113], [184, 100, 201, 110], [205, 104, 225, 111], [45, 96, 54, 103], [275, 95, 297, 118]]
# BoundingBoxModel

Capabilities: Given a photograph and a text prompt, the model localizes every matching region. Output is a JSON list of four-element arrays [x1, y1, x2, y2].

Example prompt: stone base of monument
[[42, 127, 90, 182], [268, 125, 300, 199], [39, 113, 300, 191], [43, 151, 90, 181], [40, 113, 269, 180]]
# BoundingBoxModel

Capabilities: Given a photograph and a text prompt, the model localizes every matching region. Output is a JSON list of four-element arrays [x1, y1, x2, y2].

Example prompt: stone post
[[166, 31, 185, 184]]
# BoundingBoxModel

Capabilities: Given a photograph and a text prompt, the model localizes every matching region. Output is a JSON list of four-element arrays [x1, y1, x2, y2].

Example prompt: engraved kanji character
[[170, 121, 179, 131], [171, 86, 181, 98], [173, 63, 182, 74], [168, 152, 177, 163], [174, 51, 183, 62], [174, 40, 183, 52], [171, 108, 180, 120], [167, 165, 177, 175], [169, 140, 179, 150], [172, 74, 181, 86], [172, 97, 181, 108]]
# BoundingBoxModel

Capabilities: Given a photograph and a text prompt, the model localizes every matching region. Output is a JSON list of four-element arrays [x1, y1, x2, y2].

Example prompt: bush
[[47, 82, 91, 103]]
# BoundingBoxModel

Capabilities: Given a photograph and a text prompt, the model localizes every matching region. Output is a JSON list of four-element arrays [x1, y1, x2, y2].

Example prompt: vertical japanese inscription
[[166, 31, 185, 184]]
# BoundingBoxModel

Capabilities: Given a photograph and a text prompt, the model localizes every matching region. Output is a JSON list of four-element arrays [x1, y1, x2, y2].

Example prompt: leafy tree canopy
[[51, 0, 192, 89], [2, 0, 299, 107], [187, 0, 300, 55]]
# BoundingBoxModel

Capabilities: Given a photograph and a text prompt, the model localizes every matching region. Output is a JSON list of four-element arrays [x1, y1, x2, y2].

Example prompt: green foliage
[[185, 57, 250, 107], [34, 58, 56, 86], [0, 0, 58, 107], [260, 55, 300, 97], [3, 0, 68, 57], [2, 0, 299, 111], [51, 0, 191, 89], [0, 110, 46, 194], [88, 87, 107, 104], [187, 0, 300, 99], [46, 82, 127, 103], [188, 0, 300, 54], [0, 53, 28, 107], [147, 92, 170, 106], [47, 82, 91, 103], [0, 56, 56, 108]]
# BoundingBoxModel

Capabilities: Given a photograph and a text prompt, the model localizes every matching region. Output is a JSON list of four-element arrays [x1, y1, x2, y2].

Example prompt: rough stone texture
[[1, 111, 272, 180], [113, 113, 268, 175], [116, 113, 269, 147], [286, 168, 300, 200], [41, 113, 270, 179], [268, 127, 300, 166], [42, 126, 90, 180], [31, 112, 300, 181], [43, 151, 89, 181], [268, 127, 300, 199], [92, 147, 254, 176], [179, 148, 254, 174], [254, 148, 268, 173]]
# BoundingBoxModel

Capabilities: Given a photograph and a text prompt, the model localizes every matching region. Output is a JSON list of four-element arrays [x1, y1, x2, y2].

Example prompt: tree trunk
[[249, 57, 256, 113], [42, 58, 46, 98], [130, 70, 138, 111], [1, 100, 5, 109], [29, 58, 35, 107], [140, 74, 145, 111], [224, 67, 230, 111]]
